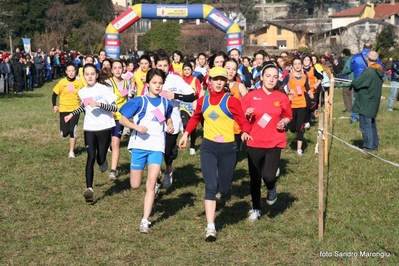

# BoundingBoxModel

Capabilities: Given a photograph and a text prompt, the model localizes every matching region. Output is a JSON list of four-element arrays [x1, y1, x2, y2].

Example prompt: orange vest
[[202, 94, 235, 143], [230, 82, 242, 134], [288, 73, 307, 109], [305, 66, 317, 93]]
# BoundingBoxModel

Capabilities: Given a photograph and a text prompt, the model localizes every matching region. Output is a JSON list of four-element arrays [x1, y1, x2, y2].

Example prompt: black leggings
[[289, 108, 306, 141], [164, 133, 179, 166], [247, 147, 281, 210], [234, 134, 242, 166], [181, 110, 196, 149], [84, 130, 111, 188]]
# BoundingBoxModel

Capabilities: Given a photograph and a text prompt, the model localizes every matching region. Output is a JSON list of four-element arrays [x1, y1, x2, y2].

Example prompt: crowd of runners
[[52, 47, 338, 242]]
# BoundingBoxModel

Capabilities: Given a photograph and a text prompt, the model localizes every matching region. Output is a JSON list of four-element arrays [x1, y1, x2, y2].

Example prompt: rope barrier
[[333, 78, 396, 88], [318, 128, 399, 168]]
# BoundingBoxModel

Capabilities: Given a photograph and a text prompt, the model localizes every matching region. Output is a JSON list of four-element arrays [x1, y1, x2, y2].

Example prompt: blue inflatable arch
[[105, 4, 242, 58]]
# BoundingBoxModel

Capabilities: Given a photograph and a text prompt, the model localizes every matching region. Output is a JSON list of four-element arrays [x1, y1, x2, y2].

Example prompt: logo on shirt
[[274, 102, 280, 107], [208, 110, 220, 121], [253, 97, 262, 100]]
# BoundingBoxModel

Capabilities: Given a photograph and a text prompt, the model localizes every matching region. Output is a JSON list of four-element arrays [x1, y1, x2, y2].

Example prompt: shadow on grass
[[0, 92, 45, 99], [289, 138, 312, 152], [351, 139, 363, 149], [215, 200, 251, 230], [162, 163, 202, 193], [90, 177, 132, 205], [262, 192, 297, 219], [152, 192, 196, 225]]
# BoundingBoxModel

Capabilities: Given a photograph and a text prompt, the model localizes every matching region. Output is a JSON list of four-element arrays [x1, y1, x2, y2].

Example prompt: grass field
[[0, 82, 398, 265]]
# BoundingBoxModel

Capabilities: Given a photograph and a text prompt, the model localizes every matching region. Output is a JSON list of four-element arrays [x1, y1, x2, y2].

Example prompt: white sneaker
[[247, 209, 261, 222], [163, 167, 174, 189], [68, 152, 75, 158], [205, 227, 217, 242], [304, 122, 310, 129], [155, 183, 160, 197], [109, 170, 117, 180], [297, 149, 303, 156], [140, 220, 151, 234], [189, 148, 196, 155]]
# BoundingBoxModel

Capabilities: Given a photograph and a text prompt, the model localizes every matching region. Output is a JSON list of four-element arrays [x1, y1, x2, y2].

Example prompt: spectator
[[349, 43, 384, 124], [0, 57, 12, 94], [387, 55, 399, 111], [351, 51, 384, 151], [339, 49, 354, 113]]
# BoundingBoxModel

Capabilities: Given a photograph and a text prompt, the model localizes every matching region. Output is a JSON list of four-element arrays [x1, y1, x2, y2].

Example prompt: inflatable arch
[[105, 4, 243, 59]]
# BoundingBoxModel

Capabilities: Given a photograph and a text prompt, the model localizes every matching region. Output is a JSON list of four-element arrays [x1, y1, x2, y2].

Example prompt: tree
[[286, 0, 348, 18], [81, 0, 114, 26], [70, 21, 105, 54], [44, 2, 87, 50], [140, 20, 182, 54], [374, 25, 397, 59]]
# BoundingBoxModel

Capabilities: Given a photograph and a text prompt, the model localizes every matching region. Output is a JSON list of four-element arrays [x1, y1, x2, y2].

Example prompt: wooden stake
[[318, 104, 324, 240]]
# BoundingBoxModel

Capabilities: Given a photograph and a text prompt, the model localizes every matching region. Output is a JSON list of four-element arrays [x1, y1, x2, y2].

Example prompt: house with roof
[[311, 0, 399, 53], [312, 18, 394, 54], [330, 0, 399, 28], [248, 21, 311, 51]]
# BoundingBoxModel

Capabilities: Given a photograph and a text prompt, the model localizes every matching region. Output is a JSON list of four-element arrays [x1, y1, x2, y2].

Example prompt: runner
[[64, 63, 117, 202], [178, 67, 252, 242], [119, 68, 174, 233], [52, 62, 84, 158]]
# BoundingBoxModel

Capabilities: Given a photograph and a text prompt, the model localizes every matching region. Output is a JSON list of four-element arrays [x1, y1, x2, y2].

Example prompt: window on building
[[277, 27, 282, 35], [277, 40, 287, 48]]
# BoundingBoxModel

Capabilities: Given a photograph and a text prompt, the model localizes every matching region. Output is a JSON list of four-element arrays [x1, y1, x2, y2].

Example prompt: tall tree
[[140, 20, 182, 54], [375, 25, 397, 59], [45, 2, 87, 50], [81, 0, 114, 26]]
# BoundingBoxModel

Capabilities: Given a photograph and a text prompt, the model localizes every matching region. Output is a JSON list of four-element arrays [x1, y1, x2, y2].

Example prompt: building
[[248, 21, 311, 51], [330, 0, 399, 28], [312, 18, 394, 53]]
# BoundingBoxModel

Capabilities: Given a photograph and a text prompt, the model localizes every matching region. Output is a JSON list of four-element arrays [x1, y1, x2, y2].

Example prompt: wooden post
[[318, 105, 324, 240], [324, 90, 329, 165], [329, 78, 335, 128]]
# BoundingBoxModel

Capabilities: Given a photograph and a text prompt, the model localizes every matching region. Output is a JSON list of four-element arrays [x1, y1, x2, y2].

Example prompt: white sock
[[207, 223, 215, 230], [141, 219, 148, 224]]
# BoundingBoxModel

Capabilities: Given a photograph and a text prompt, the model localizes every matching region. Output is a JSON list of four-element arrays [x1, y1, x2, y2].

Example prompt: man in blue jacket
[[350, 43, 384, 123]]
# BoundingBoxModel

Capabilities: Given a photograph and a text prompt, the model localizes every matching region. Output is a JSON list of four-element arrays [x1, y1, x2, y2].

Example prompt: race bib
[[296, 85, 302, 96], [152, 108, 166, 123], [214, 134, 225, 143], [120, 88, 128, 97], [257, 113, 272, 129]]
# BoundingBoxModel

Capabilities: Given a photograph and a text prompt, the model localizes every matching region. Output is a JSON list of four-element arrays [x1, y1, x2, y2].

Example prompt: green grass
[[0, 83, 398, 265]]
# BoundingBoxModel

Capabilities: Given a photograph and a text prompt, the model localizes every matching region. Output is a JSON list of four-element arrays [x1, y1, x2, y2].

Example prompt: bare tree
[[74, 21, 105, 54], [45, 2, 87, 50], [32, 31, 61, 52]]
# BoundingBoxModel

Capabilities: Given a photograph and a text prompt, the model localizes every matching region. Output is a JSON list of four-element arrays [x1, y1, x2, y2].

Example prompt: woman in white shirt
[[65, 63, 117, 203]]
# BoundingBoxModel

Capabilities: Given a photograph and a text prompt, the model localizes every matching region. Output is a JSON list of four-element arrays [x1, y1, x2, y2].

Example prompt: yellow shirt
[[172, 62, 183, 76], [78, 67, 87, 87], [133, 69, 149, 96], [202, 94, 235, 143], [53, 78, 84, 112], [109, 78, 128, 120]]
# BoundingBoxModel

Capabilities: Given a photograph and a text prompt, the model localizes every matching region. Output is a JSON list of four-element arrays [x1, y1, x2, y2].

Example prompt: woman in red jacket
[[241, 63, 292, 222]]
